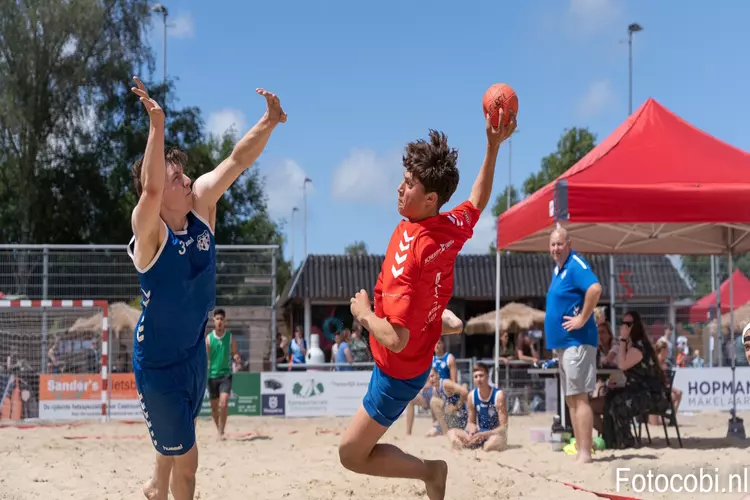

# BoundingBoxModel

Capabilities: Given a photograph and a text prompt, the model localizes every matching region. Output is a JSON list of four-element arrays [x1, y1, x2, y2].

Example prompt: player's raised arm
[[130, 77, 166, 245], [192, 89, 287, 211], [467, 109, 517, 213]]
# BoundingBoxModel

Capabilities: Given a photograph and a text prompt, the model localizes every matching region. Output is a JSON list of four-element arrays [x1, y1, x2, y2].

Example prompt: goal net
[[0, 300, 115, 423]]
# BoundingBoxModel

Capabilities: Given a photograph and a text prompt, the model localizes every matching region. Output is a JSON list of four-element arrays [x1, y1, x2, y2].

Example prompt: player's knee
[[172, 446, 198, 477], [429, 396, 443, 414], [338, 440, 365, 472]]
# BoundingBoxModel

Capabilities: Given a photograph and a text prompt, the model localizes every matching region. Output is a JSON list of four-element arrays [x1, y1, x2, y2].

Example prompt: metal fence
[[0, 244, 279, 371]]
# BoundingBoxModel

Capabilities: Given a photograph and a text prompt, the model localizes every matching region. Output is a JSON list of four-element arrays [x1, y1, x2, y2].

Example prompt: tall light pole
[[151, 4, 168, 98], [302, 177, 312, 260], [627, 22, 643, 114], [290, 207, 299, 270]]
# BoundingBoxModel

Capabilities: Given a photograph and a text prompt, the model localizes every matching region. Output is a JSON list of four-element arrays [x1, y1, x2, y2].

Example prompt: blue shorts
[[363, 366, 430, 427], [134, 349, 207, 456]]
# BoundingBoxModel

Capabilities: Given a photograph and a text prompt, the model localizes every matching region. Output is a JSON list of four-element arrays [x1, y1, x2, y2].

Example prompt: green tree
[[522, 127, 597, 196], [680, 255, 750, 299], [0, 0, 154, 244], [0, 1, 291, 294], [345, 241, 368, 256]]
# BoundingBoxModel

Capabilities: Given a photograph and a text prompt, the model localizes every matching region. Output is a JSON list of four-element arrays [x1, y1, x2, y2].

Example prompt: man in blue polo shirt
[[545, 227, 601, 464]]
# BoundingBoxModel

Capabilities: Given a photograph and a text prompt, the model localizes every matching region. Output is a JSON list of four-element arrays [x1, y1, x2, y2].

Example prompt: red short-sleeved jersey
[[370, 200, 481, 379]]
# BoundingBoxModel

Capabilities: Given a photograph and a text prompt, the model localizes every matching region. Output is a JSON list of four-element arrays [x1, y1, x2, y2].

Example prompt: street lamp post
[[627, 22, 643, 115], [151, 4, 169, 98], [291, 207, 299, 270], [303, 177, 312, 260]]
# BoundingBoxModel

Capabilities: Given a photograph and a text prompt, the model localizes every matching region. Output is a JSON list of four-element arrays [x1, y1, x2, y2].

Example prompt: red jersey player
[[338, 109, 517, 499]]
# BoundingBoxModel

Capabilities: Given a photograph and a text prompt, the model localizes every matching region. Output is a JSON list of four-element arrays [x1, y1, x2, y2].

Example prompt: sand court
[[0, 411, 747, 500]]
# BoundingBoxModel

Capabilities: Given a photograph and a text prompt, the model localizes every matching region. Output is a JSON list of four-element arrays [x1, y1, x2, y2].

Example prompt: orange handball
[[482, 83, 518, 128]]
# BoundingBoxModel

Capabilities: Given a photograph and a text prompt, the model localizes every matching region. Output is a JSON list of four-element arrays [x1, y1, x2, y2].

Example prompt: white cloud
[[567, 0, 622, 36], [576, 80, 616, 118], [206, 109, 247, 139], [331, 148, 402, 203], [262, 159, 313, 221], [169, 12, 195, 39], [461, 211, 496, 254]]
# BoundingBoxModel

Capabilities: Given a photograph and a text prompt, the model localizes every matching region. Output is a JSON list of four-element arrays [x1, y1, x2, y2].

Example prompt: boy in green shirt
[[205, 309, 241, 439]]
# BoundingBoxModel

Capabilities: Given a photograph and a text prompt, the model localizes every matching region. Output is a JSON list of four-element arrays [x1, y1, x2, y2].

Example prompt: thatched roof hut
[[464, 302, 546, 335]]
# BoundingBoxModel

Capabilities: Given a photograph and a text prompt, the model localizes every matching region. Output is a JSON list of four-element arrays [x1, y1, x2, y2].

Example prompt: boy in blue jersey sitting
[[447, 363, 508, 452], [127, 77, 285, 500]]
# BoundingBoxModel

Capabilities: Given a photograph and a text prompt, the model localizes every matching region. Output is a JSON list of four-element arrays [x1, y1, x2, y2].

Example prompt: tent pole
[[726, 229, 745, 439], [494, 247, 501, 388], [609, 255, 616, 331]]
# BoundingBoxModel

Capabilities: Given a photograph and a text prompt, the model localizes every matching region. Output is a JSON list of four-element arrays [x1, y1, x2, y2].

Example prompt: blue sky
[[147, 0, 750, 267]]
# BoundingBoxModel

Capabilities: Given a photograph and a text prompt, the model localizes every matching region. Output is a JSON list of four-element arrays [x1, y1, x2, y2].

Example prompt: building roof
[[280, 253, 692, 303]]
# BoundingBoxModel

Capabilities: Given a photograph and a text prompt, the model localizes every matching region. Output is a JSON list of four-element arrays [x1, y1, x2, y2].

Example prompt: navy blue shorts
[[134, 350, 207, 456], [363, 366, 430, 427]]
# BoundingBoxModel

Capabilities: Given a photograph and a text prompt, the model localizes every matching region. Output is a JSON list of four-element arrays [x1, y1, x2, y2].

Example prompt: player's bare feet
[[577, 452, 593, 464], [424, 459, 448, 500], [142, 480, 167, 500]]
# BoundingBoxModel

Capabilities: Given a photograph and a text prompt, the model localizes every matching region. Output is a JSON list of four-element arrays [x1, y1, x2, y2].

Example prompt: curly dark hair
[[131, 146, 188, 197], [402, 129, 459, 209]]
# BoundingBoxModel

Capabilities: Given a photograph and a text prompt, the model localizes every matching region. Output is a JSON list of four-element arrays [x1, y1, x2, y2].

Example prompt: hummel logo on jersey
[[447, 214, 463, 227], [141, 288, 151, 307], [137, 323, 145, 342], [391, 230, 415, 279]]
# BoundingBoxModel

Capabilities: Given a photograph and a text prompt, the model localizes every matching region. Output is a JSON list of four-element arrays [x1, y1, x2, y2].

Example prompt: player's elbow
[[587, 282, 602, 300], [388, 326, 410, 353]]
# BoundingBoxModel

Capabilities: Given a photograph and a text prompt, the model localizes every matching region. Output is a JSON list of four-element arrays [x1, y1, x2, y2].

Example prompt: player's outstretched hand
[[486, 108, 516, 147], [350, 289, 371, 320], [257, 88, 287, 125], [131, 76, 164, 126]]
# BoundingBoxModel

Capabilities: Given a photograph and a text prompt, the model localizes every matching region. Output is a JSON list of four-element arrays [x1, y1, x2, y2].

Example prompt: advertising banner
[[673, 367, 750, 412], [38, 373, 141, 420], [273, 371, 372, 418], [199, 373, 261, 417]]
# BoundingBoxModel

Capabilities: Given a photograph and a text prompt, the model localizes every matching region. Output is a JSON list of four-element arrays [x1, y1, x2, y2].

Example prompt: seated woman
[[590, 311, 670, 449], [649, 339, 682, 425], [593, 322, 617, 396]]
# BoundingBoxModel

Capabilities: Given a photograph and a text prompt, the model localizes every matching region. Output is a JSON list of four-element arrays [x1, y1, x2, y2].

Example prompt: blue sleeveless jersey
[[438, 378, 461, 407], [127, 211, 217, 369], [472, 386, 501, 432], [432, 353, 452, 380]]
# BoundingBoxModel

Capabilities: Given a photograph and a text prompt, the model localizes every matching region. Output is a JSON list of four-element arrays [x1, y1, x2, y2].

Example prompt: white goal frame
[[0, 299, 110, 422]]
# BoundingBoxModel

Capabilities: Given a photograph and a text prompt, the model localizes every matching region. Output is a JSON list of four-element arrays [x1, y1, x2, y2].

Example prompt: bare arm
[[617, 340, 643, 371], [205, 336, 211, 362], [441, 309, 463, 334], [358, 310, 409, 353], [193, 90, 286, 211], [231, 336, 241, 363], [468, 111, 517, 212], [443, 380, 469, 406], [130, 77, 167, 263], [491, 392, 509, 436], [581, 283, 602, 323], [448, 354, 458, 382]]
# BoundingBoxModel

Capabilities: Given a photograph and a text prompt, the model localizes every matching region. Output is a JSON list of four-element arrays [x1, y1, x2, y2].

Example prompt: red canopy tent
[[489, 98, 750, 410], [497, 97, 750, 255], [689, 269, 750, 323]]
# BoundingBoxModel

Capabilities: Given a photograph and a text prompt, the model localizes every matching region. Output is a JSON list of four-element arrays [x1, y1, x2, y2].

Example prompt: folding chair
[[635, 368, 683, 448]]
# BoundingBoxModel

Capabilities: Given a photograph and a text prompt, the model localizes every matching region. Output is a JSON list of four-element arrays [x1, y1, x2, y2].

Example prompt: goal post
[[0, 300, 110, 423]]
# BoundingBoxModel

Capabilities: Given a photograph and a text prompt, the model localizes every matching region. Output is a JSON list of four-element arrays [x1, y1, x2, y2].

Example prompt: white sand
[[0, 411, 747, 500]]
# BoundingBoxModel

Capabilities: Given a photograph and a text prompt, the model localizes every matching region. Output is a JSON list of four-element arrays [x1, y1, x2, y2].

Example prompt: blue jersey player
[[447, 362, 508, 452], [126, 77, 286, 500]]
